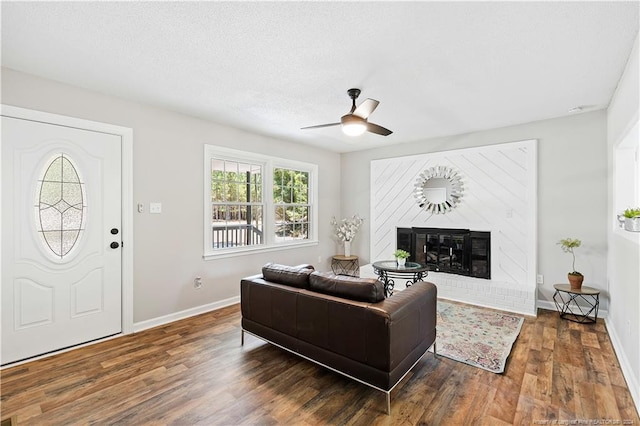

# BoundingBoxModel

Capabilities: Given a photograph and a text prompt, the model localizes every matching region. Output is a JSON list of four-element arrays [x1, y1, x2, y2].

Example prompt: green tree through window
[[205, 145, 317, 256], [274, 168, 309, 241], [210, 159, 263, 248]]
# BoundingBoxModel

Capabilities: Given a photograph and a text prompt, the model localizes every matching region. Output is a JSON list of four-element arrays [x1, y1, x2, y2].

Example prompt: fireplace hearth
[[397, 227, 491, 279]]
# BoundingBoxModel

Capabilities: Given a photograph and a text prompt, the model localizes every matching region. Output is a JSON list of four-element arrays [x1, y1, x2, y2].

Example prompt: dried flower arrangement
[[330, 214, 364, 242]]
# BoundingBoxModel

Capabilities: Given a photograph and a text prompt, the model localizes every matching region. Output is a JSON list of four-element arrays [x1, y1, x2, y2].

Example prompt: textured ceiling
[[1, 2, 638, 153]]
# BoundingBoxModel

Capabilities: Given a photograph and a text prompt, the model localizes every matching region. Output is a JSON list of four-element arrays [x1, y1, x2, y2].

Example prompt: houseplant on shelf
[[558, 238, 584, 289], [330, 214, 364, 256], [622, 207, 640, 232], [393, 249, 410, 267]]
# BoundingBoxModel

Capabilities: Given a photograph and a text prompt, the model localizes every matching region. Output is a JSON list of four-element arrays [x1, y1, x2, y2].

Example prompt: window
[[35, 153, 87, 260], [210, 158, 263, 249], [274, 168, 310, 242], [204, 145, 318, 258]]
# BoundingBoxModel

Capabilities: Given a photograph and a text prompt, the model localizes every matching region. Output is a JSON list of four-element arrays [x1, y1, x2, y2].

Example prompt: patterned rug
[[431, 301, 524, 373]]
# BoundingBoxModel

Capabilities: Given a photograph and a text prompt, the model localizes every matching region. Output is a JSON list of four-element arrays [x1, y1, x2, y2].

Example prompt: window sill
[[613, 226, 640, 245], [203, 240, 319, 260]]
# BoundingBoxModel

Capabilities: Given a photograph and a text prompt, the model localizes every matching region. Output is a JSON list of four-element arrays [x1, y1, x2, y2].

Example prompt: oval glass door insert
[[36, 153, 87, 259]]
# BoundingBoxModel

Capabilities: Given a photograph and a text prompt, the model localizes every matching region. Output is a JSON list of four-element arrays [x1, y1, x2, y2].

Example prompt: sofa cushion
[[309, 272, 385, 303], [261, 263, 315, 288]]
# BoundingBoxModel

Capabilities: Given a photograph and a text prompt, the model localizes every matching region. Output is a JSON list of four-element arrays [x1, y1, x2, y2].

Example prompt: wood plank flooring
[[1, 304, 638, 425]]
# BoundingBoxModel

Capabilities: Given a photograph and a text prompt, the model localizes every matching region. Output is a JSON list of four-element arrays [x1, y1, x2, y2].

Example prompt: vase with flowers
[[330, 214, 364, 256]]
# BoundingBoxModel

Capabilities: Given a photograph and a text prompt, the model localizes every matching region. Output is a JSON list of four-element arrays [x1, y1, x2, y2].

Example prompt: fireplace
[[397, 227, 491, 279]]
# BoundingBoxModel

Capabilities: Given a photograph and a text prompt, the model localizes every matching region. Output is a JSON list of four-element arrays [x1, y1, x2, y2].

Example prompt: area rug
[[431, 301, 524, 373]]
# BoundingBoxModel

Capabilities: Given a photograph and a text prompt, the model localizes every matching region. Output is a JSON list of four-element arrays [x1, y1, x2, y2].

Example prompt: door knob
[[110, 242, 120, 249], [110, 228, 119, 235]]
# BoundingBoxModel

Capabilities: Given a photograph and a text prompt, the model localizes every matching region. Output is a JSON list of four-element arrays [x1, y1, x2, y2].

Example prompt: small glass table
[[552, 284, 600, 324], [372, 261, 429, 297]]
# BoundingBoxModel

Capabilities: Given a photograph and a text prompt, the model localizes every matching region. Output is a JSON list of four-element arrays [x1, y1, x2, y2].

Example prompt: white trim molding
[[203, 144, 319, 259], [134, 296, 240, 332], [1, 104, 135, 335], [536, 299, 608, 319], [606, 316, 640, 415]]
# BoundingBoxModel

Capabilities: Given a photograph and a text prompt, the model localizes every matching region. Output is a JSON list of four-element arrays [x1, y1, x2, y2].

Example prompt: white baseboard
[[439, 295, 536, 318], [606, 316, 640, 416], [133, 296, 240, 333], [536, 299, 608, 319], [3, 297, 241, 368]]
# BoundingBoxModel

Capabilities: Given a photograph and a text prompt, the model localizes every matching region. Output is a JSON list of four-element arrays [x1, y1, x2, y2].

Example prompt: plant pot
[[397, 258, 406, 267], [624, 217, 640, 232], [568, 273, 584, 290]]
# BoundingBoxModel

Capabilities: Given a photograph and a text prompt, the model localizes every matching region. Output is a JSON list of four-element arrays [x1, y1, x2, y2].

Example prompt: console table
[[552, 284, 600, 324], [372, 260, 429, 297], [331, 255, 359, 277]]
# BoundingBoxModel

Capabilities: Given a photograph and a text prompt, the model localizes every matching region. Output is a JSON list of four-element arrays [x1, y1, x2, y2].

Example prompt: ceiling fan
[[301, 88, 393, 136]]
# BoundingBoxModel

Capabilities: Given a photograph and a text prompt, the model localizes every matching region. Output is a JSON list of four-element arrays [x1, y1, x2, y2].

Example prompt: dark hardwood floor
[[1, 303, 638, 425]]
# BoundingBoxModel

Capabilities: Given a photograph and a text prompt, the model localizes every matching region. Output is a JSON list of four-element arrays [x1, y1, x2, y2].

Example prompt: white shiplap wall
[[369, 139, 537, 315]]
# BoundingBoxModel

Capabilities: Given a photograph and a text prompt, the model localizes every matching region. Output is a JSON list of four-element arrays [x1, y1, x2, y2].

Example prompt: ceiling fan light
[[341, 114, 367, 136], [342, 122, 367, 136]]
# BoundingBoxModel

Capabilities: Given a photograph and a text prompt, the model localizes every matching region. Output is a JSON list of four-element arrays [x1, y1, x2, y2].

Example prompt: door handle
[[110, 242, 120, 249]]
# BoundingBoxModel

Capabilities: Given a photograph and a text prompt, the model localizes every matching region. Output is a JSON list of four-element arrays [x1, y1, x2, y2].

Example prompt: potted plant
[[393, 249, 410, 267], [622, 207, 640, 232], [558, 238, 584, 289]]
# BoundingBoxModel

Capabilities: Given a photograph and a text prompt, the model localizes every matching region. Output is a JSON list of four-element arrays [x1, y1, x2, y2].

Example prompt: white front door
[[2, 115, 123, 365]]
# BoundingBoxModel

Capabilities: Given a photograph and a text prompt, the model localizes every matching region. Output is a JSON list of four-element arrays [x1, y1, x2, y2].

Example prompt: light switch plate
[[149, 202, 162, 214]]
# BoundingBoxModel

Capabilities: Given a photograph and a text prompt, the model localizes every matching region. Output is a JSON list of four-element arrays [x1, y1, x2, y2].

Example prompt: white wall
[[1, 68, 342, 324], [342, 109, 609, 312], [606, 35, 640, 412], [368, 140, 537, 315]]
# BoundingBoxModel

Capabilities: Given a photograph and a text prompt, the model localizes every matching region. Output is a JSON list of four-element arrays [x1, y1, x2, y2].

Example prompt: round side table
[[552, 284, 600, 324], [331, 255, 359, 277]]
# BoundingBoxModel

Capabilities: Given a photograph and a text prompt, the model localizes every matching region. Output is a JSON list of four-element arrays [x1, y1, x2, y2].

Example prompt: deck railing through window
[[211, 224, 263, 248]]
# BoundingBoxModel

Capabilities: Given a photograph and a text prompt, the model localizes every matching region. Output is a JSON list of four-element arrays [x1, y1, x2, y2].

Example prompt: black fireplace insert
[[397, 227, 491, 279]]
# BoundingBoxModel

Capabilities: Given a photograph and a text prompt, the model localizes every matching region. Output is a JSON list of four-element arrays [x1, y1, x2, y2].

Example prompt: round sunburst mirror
[[413, 166, 464, 214]]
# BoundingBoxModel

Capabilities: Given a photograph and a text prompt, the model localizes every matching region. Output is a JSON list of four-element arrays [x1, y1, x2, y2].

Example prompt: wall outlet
[[137, 203, 144, 213], [194, 276, 202, 289], [536, 274, 544, 285]]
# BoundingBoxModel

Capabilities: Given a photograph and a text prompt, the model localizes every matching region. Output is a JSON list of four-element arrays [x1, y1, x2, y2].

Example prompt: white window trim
[[203, 145, 318, 259], [613, 118, 640, 245]]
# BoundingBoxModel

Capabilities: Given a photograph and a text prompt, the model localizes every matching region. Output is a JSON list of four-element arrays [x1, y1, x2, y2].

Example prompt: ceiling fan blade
[[301, 122, 341, 130], [367, 122, 393, 136], [353, 98, 379, 119]]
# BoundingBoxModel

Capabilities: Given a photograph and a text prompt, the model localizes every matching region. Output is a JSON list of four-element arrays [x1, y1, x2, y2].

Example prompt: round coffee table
[[372, 261, 429, 297]]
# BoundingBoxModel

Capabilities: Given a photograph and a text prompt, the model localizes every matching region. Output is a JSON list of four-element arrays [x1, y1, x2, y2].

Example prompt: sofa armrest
[[367, 281, 437, 371], [374, 281, 437, 320]]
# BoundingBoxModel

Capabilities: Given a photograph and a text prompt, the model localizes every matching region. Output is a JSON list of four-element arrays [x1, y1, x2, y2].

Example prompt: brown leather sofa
[[240, 263, 438, 413]]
